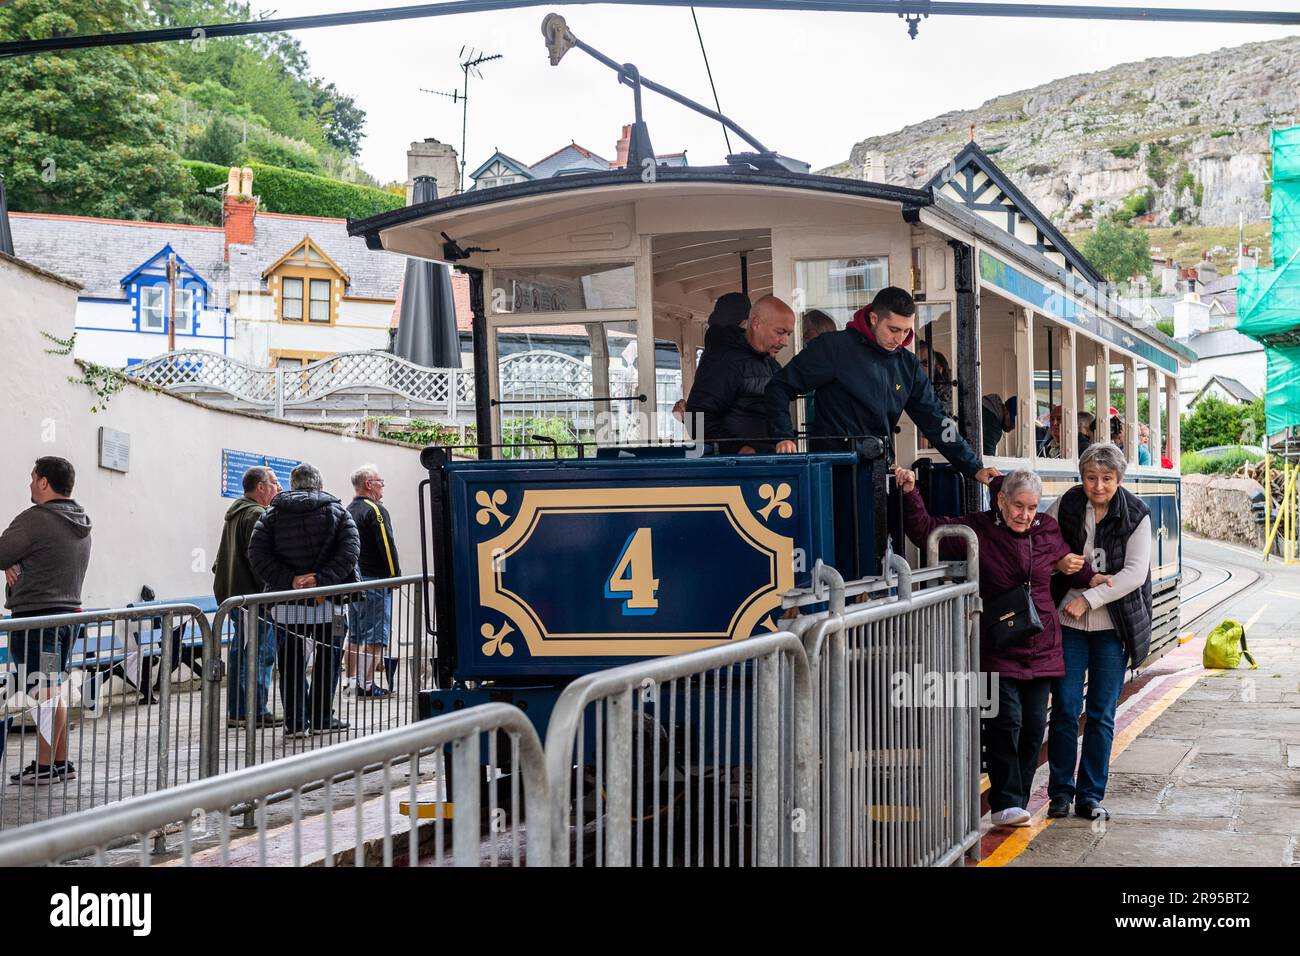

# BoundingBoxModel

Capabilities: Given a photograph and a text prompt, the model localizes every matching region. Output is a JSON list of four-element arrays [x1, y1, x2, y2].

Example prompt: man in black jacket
[[685, 295, 794, 453], [344, 464, 400, 698], [213, 466, 281, 726], [248, 462, 360, 736], [766, 286, 998, 485]]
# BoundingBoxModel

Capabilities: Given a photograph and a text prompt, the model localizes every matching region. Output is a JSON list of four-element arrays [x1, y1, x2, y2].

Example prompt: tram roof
[[348, 160, 1191, 366], [348, 164, 931, 253]]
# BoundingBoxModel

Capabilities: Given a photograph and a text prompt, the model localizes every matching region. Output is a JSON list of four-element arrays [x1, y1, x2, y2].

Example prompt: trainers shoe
[[285, 726, 313, 739], [15, 762, 75, 786], [255, 714, 284, 728], [357, 684, 390, 698], [312, 718, 350, 735], [1047, 797, 1071, 818], [9, 761, 37, 784], [1076, 800, 1110, 820], [991, 807, 1032, 827]]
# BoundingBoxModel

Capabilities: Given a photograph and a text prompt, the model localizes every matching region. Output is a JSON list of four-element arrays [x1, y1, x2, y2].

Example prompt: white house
[[468, 126, 688, 191], [10, 167, 406, 370]]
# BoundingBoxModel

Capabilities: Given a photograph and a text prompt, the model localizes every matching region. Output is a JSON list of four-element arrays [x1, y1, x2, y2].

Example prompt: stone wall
[[1182, 474, 1264, 548]]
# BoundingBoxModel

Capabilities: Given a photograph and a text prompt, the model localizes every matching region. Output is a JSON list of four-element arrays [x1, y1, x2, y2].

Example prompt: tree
[[1082, 220, 1153, 284], [0, 0, 193, 220], [1180, 396, 1265, 452], [312, 81, 367, 156], [190, 116, 243, 167]]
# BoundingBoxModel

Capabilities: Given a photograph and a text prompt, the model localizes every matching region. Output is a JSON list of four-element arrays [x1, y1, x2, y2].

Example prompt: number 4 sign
[[605, 528, 659, 615]]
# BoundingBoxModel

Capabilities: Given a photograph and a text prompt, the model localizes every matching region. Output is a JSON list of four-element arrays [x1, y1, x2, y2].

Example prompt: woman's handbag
[[984, 532, 1043, 650]]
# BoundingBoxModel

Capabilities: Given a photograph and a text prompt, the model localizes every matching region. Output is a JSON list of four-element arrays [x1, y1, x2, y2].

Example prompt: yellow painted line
[[979, 668, 1204, 868], [980, 773, 989, 795], [399, 801, 454, 820], [1177, 632, 1195, 645], [1243, 605, 1267, 632]]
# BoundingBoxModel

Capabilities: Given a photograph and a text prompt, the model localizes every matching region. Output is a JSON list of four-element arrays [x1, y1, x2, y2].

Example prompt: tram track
[[1176, 536, 1265, 635]]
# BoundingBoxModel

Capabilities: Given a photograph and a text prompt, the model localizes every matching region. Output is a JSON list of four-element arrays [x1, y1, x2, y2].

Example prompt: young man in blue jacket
[[765, 286, 999, 486]]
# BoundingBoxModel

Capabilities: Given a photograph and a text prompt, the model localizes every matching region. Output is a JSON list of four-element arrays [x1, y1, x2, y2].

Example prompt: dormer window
[[265, 237, 348, 326], [122, 245, 208, 336], [140, 286, 165, 330]]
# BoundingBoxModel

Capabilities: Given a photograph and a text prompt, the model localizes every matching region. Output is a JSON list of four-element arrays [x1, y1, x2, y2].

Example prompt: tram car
[[348, 16, 1188, 739]]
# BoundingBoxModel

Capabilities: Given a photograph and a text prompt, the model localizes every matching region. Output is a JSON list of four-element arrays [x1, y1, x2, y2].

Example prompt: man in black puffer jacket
[[248, 462, 360, 736], [685, 294, 794, 453]]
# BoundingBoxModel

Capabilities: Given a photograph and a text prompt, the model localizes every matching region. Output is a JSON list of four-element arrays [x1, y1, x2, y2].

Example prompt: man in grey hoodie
[[1, 457, 93, 785]]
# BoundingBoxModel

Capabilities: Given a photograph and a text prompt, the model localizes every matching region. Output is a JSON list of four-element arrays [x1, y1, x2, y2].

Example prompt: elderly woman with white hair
[[1044, 441, 1153, 821], [895, 466, 1106, 828]]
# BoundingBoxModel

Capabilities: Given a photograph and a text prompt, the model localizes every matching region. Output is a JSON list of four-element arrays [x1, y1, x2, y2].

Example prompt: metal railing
[[207, 575, 432, 778], [801, 528, 983, 866], [0, 703, 550, 868], [543, 631, 817, 867], [0, 604, 213, 836]]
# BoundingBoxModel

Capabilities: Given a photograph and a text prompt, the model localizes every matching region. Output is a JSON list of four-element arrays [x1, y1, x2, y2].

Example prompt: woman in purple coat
[[894, 467, 1108, 828]]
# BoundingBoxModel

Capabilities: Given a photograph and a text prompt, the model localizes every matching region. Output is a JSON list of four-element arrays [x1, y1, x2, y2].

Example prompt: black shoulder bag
[[984, 531, 1044, 650]]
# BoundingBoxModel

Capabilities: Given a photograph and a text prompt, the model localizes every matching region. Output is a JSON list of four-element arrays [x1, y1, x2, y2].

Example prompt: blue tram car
[[348, 39, 1188, 737]]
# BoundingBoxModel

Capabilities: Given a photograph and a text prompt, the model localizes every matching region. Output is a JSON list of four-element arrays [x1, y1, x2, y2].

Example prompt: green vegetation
[[1067, 222, 1272, 278], [1180, 397, 1266, 453], [181, 160, 401, 220], [1110, 143, 1141, 160], [1180, 449, 1263, 476], [1112, 189, 1155, 223], [1211, 129, 1235, 139], [1156, 318, 1175, 337], [0, 0, 376, 223], [1082, 220, 1153, 282], [1146, 139, 1175, 188], [1175, 168, 1196, 197]]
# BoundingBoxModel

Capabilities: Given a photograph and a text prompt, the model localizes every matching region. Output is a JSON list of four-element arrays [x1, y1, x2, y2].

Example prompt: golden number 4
[[605, 527, 659, 615]]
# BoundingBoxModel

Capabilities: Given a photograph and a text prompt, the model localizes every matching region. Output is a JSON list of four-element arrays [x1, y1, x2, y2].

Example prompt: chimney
[[613, 125, 632, 169], [1160, 258, 1178, 295], [1197, 251, 1219, 285], [406, 138, 460, 202], [223, 166, 256, 261], [1173, 292, 1210, 340]]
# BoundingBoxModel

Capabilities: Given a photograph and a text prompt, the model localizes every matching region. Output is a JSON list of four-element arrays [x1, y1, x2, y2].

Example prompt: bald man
[[685, 295, 794, 454]]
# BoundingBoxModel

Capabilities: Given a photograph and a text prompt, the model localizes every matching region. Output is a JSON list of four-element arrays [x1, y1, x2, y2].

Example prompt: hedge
[[180, 159, 403, 220]]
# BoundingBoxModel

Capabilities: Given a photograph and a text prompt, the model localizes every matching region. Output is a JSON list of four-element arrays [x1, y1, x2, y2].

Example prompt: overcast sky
[[263, 0, 1299, 186]]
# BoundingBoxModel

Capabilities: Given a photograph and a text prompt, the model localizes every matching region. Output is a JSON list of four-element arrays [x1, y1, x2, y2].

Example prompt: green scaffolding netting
[[1238, 126, 1300, 433]]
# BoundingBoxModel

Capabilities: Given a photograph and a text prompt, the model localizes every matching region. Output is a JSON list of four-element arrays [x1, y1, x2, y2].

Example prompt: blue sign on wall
[[220, 449, 300, 498], [444, 455, 853, 678]]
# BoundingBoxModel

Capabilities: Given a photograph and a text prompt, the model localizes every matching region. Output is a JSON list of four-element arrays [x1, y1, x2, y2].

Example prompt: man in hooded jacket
[[765, 286, 998, 485]]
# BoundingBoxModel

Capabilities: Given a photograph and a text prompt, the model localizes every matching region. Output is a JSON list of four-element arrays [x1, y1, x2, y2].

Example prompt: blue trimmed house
[[10, 178, 407, 370], [468, 126, 688, 191]]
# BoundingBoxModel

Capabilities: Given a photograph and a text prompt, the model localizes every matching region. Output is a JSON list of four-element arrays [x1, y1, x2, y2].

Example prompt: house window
[[175, 288, 195, 333], [140, 286, 165, 331], [282, 278, 304, 321], [309, 279, 331, 323]]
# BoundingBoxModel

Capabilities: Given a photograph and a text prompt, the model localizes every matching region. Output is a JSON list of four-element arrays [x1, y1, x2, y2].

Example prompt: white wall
[[229, 292, 392, 365], [1178, 352, 1267, 404], [0, 253, 426, 609]]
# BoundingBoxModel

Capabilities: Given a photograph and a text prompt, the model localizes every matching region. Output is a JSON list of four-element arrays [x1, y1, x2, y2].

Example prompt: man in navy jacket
[[765, 286, 998, 485]]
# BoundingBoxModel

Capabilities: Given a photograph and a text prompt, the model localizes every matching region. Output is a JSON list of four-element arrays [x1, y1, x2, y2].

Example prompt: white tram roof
[[349, 154, 1190, 369]]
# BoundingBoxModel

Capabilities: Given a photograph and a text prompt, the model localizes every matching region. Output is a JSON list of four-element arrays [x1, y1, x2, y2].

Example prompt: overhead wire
[[690, 7, 732, 156]]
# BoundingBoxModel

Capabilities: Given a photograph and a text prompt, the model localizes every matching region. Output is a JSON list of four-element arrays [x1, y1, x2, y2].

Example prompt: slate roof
[[11, 214, 225, 299], [9, 210, 405, 300], [1192, 375, 1258, 404], [1178, 327, 1264, 359]]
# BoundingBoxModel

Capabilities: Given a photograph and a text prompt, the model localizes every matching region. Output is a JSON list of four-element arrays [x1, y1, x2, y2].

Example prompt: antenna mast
[[455, 47, 503, 193]]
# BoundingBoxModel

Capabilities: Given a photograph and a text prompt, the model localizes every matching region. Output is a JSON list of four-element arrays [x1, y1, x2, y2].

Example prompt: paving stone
[[1289, 745, 1300, 769], [1194, 737, 1285, 758], [1099, 779, 1167, 815], [1083, 828, 1292, 866], [1178, 755, 1300, 791], [1005, 824, 1098, 867], [1158, 785, 1241, 817], [1110, 738, 1193, 775]]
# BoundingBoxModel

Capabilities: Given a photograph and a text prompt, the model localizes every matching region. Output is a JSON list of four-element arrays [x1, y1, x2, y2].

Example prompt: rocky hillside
[[823, 36, 1300, 229]]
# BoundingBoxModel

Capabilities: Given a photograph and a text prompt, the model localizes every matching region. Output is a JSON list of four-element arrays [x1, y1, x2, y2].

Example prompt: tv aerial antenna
[[423, 47, 503, 194]]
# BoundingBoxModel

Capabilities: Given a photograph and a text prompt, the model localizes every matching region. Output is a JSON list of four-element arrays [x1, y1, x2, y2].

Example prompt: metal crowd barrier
[[802, 528, 983, 866], [0, 604, 213, 836], [0, 702, 549, 868], [543, 631, 817, 867], [207, 575, 431, 778]]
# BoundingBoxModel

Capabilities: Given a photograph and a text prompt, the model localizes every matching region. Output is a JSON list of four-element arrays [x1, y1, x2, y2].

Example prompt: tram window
[[492, 264, 636, 313], [494, 320, 643, 455], [654, 340, 687, 442], [977, 293, 1022, 459], [915, 303, 954, 451], [1033, 317, 1065, 460], [794, 257, 888, 329]]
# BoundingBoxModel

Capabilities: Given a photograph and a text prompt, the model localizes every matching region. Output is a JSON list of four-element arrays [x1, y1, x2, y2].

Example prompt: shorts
[[7, 614, 78, 692], [346, 583, 392, 647]]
